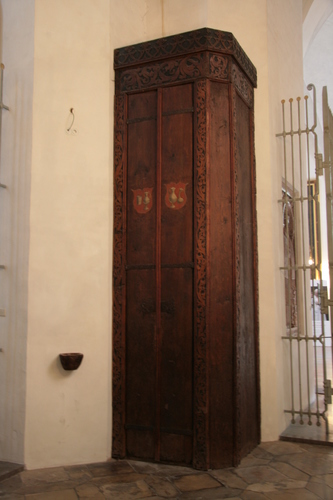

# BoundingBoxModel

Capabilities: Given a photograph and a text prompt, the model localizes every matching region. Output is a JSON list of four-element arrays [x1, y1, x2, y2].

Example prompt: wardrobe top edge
[[114, 27, 257, 88]]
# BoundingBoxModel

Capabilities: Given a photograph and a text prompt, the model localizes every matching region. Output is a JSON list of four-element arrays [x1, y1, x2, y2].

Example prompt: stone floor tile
[[144, 476, 179, 497], [20, 467, 70, 483], [12, 479, 85, 495], [151, 463, 198, 478], [88, 460, 133, 476], [306, 480, 333, 499], [0, 462, 24, 483], [0, 495, 24, 500], [173, 473, 221, 492], [269, 461, 309, 480], [25, 489, 78, 500], [235, 465, 288, 484], [259, 441, 304, 455], [64, 465, 92, 480], [240, 492, 270, 500], [251, 447, 274, 460], [223, 498, 242, 500], [309, 473, 333, 488], [299, 443, 333, 455], [128, 460, 163, 475], [263, 488, 320, 500], [321, 474, 333, 488], [92, 472, 147, 486], [211, 469, 248, 489], [0, 474, 23, 494], [246, 479, 307, 493], [238, 456, 271, 468], [276, 451, 333, 475], [180, 486, 242, 499], [75, 482, 105, 498], [101, 479, 153, 499]]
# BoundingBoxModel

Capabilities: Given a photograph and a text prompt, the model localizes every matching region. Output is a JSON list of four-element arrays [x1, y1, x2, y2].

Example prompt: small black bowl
[[59, 353, 84, 371]]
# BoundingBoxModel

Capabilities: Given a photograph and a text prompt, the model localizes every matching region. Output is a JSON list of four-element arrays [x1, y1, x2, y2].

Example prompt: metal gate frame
[[277, 84, 333, 435]]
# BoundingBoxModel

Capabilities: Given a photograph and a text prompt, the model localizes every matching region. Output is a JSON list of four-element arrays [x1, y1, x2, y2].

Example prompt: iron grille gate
[[277, 84, 333, 435]]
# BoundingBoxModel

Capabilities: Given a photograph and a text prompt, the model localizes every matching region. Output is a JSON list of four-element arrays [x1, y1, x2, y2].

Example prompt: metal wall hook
[[66, 107, 77, 135]]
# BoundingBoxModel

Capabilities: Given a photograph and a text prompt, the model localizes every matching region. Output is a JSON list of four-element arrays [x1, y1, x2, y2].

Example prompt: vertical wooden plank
[[230, 84, 241, 467], [208, 81, 234, 469], [160, 112, 193, 266], [126, 269, 155, 459], [160, 84, 194, 464], [233, 88, 259, 461], [155, 88, 162, 461], [125, 91, 157, 459]]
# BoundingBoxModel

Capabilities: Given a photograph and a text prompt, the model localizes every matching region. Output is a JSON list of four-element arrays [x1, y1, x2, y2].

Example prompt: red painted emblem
[[165, 182, 187, 210], [132, 188, 153, 214]]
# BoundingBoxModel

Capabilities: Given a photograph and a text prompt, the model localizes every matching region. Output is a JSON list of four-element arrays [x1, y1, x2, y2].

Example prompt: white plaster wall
[[265, 0, 304, 440], [0, 0, 34, 464], [24, 0, 113, 469]]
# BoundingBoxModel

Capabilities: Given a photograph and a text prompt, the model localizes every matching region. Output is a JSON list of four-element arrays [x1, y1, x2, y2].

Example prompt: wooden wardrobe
[[112, 28, 260, 470]]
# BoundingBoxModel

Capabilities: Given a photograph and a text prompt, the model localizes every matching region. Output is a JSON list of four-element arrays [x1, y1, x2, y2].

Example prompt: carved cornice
[[114, 28, 257, 88]]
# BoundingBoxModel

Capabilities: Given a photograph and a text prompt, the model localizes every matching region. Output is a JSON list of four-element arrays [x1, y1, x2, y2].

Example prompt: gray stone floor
[[1, 441, 333, 499]]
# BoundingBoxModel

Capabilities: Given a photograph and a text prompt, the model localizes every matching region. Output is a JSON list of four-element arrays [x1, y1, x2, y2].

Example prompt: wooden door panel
[[160, 433, 192, 464], [207, 81, 234, 468], [128, 91, 157, 120], [127, 93, 157, 267], [162, 84, 193, 112], [126, 268, 156, 458], [160, 268, 193, 432], [160, 267, 193, 463], [161, 112, 193, 266], [235, 94, 258, 457]]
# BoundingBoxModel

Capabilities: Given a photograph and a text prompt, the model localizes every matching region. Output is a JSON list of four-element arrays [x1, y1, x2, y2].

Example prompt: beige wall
[[24, 0, 113, 468], [0, 0, 305, 468], [0, 0, 34, 464]]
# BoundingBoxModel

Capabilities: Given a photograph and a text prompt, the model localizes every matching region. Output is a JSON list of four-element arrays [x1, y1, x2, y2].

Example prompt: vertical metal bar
[[309, 83, 328, 433], [284, 99, 293, 337], [323, 87, 333, 392], [297, 97, 312, 425], [289, 98, 304, 423], [305, 95, 321, 426], [155, 88, 162, 461], [281, 99, 295, 422]]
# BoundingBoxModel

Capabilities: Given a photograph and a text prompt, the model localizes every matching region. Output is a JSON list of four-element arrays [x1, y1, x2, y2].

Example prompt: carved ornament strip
[[112, 95, 125, 458], [251, 109, 261, 442], [193, 79, 208, 470], [209, 54, 229, 81], [119, 54, 205, 92], [231, 63, 254, 108]]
